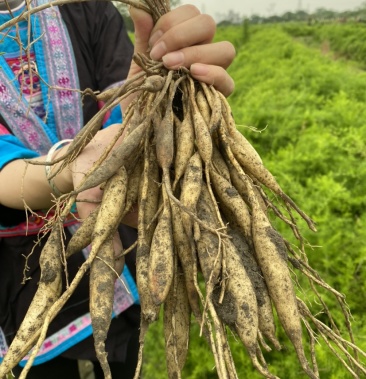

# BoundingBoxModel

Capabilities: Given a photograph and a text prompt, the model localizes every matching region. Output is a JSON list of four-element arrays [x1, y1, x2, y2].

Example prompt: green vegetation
[[142, 22, 366, 378], [284, 22, 366, 69]]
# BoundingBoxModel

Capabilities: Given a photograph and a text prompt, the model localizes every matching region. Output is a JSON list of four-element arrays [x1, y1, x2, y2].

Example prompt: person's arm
[[0, 143, 72, 210]]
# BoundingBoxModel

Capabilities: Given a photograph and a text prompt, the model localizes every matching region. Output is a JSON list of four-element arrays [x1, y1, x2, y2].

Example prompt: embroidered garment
[[0, 1, 137, 365], [1, 13, 46, 120]]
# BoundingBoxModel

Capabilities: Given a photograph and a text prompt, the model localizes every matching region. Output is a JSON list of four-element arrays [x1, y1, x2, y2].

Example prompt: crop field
[[142, 21, 366, 378]]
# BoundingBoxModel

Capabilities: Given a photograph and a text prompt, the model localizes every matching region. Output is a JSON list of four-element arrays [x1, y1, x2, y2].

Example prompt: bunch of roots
[[1, 1, 366, 379]]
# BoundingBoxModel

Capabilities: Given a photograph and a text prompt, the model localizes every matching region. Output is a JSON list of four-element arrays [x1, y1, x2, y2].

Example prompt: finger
[[150, 13, 216, 61], [129, 6, 154, 55], [128, 6, 154, 77], [161, 41, 236, 70], [121, 207, 138, 229], [190, 64, 235, 98], [149, 4, 201, 45], [75, 189, 102, 220]]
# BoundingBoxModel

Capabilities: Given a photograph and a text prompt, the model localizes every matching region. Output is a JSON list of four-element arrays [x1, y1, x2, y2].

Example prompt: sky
[[180, 0, 366, 20]]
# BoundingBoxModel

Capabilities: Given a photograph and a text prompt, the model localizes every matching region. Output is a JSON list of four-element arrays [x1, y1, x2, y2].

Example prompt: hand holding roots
[[1, 2, 366, 378]]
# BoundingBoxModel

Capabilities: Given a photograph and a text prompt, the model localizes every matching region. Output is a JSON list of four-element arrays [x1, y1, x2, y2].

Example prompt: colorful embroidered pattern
[[34, 2, 83, 141], [5, 52, 46, 120], [0, 1, 83, 155], [0, 72, 51, 154]]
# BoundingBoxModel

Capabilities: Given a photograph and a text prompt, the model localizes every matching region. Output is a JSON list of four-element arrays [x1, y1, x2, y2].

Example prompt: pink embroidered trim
[[0, 123, 9, 135], [0, 211, 79, 237]]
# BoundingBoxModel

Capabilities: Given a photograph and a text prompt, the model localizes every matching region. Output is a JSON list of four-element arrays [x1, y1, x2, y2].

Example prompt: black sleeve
[[91, 2, 134, 91], [59, 2, 134, 123]]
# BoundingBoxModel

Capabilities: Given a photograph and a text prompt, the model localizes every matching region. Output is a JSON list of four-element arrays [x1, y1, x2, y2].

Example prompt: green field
[[143, 21, 366, 378]]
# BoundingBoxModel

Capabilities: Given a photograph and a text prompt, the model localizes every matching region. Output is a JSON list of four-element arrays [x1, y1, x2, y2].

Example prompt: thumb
[[122, 7, 155, 108], [129, 6, 154, 56]]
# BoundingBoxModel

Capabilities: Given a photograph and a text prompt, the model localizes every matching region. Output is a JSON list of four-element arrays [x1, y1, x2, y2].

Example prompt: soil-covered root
[[90, 237, 116, 379], [228, 226, 282, 351], [65, 206, 100, 259], [180, 152, 203, 239], [248, 185, 319, 379], [170, 201, 202, 323], [213, 239, 279, 379], [188, 78, 213, 166], [72, 120, 147, 196], [195, 185, 222, 286], [210, 168, 252, 246], [136, 140, 161, 323], [163, 265, 191, 378], [173, 92, 195, 189], [148, 186, 174, 305]]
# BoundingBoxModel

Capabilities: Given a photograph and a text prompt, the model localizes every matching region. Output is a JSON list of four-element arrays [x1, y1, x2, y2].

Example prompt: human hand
[[69, 123, 137, 225], [128, 5, 235, 97], [69, 124, 136, 273]]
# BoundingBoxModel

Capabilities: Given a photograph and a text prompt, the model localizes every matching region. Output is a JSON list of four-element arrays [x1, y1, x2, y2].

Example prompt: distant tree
[[264, 15, 282, 23], [294, 10, 309, 21], [250, 14, 263, 24], [314, 7, 337, 20], [282, 11, 295, 21], [216, 9, 242, 25], [355, 2, 366, 20]]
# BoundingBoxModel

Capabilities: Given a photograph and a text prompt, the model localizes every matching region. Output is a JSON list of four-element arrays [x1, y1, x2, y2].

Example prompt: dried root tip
[[246, 347, 280, 379], [258, 331, 272, 353], [281, 192, 317, 232], [164, 266, 190, 378], [133, 320, 149, 379], [94, 341, 112, 379]]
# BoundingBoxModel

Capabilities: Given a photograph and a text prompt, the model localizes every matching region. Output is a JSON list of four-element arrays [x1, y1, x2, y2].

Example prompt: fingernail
[[190, 63, 209, 76], [150, 41, 167, 61], [148, 30, 163, 48], [162, 52, 185, 68]]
